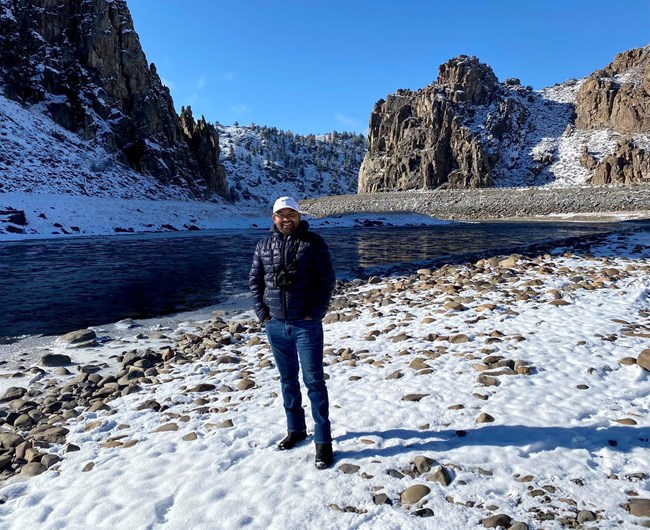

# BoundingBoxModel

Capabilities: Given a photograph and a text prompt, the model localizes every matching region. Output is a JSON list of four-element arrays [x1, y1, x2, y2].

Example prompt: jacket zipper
[[280, 234, 288, 319]]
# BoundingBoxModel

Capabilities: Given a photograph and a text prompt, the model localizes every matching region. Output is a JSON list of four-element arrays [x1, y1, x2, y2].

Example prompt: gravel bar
[[300, 185, 650, 221]]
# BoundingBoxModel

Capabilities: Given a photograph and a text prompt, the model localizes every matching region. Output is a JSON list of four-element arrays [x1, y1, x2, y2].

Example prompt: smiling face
[[273, 208, 300, 234]]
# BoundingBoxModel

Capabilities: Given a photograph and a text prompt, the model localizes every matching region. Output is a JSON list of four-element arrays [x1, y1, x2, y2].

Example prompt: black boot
[[276, 431, 307, 451], [315, 443, 333, 469]]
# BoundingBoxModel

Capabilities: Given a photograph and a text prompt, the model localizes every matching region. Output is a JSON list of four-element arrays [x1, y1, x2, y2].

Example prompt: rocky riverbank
[[1, 229, 649, 529], [301, 185, 650, 221]]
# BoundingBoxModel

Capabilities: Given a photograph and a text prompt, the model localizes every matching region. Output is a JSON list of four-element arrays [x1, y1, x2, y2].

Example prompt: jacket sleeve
[[249, 241, 269, 322], [305, 236, 336, 321]]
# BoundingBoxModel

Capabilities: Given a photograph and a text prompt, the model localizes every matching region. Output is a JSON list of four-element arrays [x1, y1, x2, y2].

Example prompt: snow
[[615, 66, 645, 85], [458, 75, 648, 190], [633, 134, 650, 151], [0, 91, 193, 201], [0, 191, 265, 238], [0, 229, 648, 529], [0, 190, 446, 241]]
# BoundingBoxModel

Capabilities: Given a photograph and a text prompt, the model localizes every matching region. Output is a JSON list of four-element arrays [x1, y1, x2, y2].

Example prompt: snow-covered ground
[[0, 191, 260, 237], [0, 229, 648, 529]]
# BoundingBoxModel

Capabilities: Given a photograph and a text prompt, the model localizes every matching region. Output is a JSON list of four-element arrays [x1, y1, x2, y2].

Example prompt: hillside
[[218, 124, 365, 207], [0, 90, 191, 201], [0, 90, 365, 204]]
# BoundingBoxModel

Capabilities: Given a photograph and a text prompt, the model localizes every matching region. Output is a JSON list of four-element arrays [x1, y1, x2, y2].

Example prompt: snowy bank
[[0, 191, 448, 241]]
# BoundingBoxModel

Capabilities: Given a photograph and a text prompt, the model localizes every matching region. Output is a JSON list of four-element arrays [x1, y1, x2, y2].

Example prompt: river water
[[0, 221, 644, 340]]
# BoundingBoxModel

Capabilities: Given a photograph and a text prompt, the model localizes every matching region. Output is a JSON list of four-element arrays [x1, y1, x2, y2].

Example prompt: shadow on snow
[[336, 424, 650, 460]]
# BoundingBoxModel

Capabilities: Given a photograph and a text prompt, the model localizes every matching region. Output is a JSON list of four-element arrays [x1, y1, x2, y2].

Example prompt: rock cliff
[[359, 47, 650, 193], [0, 0, 228, 198], [576, 46, 650, 184], [576, 47, 650, 134], [359, 56, 503, 192]]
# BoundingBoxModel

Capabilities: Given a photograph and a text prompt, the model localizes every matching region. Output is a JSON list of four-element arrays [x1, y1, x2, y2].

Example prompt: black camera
[[275, 270, 295, 288]]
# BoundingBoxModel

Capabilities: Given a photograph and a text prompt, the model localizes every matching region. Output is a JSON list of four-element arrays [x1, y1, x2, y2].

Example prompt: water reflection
[[0, 231, 262, 339], [349, 222, 616, 271]]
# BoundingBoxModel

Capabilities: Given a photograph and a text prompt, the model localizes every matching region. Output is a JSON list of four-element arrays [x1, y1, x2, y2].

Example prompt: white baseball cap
[[273, 196, 301, 214]]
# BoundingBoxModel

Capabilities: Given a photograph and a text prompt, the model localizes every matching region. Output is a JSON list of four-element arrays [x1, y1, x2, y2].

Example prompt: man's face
[[273, 208, 300, 234]]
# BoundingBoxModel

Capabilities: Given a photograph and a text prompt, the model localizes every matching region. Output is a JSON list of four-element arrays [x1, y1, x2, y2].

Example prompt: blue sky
[[128, 0, 649, 136]]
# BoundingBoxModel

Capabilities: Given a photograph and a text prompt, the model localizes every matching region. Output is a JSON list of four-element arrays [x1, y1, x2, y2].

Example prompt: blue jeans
[[265, 318, 332, 444]]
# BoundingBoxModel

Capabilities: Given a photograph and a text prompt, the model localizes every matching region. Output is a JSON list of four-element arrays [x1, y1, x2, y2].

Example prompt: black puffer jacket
[[249, 221, 335, 322]]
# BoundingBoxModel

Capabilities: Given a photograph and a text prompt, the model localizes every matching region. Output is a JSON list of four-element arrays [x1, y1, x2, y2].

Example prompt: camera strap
[[271, 235, 300, 273]]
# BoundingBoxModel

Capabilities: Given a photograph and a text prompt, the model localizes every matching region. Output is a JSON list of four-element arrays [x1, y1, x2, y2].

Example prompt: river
[[0, 220, 644, 341]]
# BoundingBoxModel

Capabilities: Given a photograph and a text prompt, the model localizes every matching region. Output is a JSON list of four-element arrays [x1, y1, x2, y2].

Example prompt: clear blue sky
[[128, 0, 649, 136]]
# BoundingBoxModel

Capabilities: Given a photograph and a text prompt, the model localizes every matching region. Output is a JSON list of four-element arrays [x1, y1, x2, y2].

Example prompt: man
[[249, 196, 336, 469]]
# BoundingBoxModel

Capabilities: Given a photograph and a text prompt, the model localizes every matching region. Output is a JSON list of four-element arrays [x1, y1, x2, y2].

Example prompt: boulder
[[428, 465, 452, 486], [40, 353, 72, 367], [481, 514, 512, 528], [0, 386, 27, 403], [0, 209, 27, 225], [20, 462, 47, 476], [400, 484, 431, 504], [623, 498, 650, 518], [0, 432, 25, 449], [637, 349, 650, 371], [57, 329, 97, 347]]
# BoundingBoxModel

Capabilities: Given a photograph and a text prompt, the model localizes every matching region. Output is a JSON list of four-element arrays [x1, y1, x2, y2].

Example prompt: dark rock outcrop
[[588, 138, 650, 185], [576, 47, 650, 134], [576, 46, 650, 185], [0, 0, 228, 198], [438, 55, 499, 105], [180, 107, 228, 198], [358, 56, 529, 192]]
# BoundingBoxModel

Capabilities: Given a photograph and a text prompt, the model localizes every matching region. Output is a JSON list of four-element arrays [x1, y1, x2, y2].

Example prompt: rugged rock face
[[576, 46, 650, 185], [576, 47, 650, 134], [359, 47, 650, 193], [358, 56, 529, 192], [180, 107, 228, 198], [583, 137, 650, 185], [0, 0, 228, 198]]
